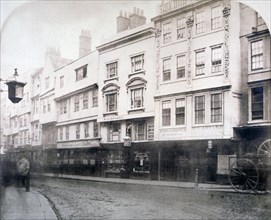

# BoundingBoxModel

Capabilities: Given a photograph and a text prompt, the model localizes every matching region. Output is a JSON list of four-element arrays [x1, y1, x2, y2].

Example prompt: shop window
[[177, 18, 186, 40], [163, 22, 172, 44], [195, 50, 205, 76], [176, 99, 185, 125], [133, 151, 150, 173], [211, 6, 222, 30], [177, 55, 186, 78], [195, 96, 205, 124], [108, 122, 120, 142], [131, 88, 143, 109], [211, 46, 222, 73], [76, 65, 87, 81], [196, 11, 205, 34], [251, 40, 263, 70], [106, 62, 118, 78], [211, 93, 222, 123], [251, 87, 264, 120], [131, 54, 144, 73], [162, 101, 171, 126], [163, 58, 171, 81]]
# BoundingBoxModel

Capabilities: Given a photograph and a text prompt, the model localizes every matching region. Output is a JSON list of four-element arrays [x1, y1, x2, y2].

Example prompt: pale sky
[[0, 0, 270, 81]]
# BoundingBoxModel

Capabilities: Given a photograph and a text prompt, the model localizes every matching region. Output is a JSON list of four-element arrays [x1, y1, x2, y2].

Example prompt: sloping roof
[[50, 54, 73, 70]]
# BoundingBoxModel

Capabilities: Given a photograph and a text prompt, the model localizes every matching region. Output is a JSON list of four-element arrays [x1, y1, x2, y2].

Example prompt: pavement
[[0, 185, 58, 220], [1, 173, 269, 220], [40, 172, 235, 192]]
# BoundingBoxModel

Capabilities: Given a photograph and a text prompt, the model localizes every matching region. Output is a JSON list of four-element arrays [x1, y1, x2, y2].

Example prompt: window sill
[[104, 76, 119, 84], [129, 70, 145, 77], [192, 123, 223, 128], [128, 107, 145, 114], [192, 72, 223, 80], [248, 68, 271, 75], [103, 111, 118, 116]]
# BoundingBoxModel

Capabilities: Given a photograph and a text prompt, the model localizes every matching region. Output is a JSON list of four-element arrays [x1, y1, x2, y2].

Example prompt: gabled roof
[[49, 54, 73, 70]]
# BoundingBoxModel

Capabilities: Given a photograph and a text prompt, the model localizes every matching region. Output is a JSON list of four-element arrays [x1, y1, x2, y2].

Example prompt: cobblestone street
[[32, 177, 271, 220]]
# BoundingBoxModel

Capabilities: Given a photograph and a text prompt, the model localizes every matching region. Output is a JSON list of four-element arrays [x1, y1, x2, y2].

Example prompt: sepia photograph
[[0, 0, 270, 219]]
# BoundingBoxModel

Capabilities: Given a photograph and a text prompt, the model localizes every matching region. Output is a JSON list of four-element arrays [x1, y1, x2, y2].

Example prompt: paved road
[[33, 177, 271, 220]]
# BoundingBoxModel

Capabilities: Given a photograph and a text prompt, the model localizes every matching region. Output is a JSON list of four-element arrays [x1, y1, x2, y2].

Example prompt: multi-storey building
[[30, 68, 43, 148], [39, 48, 72, 151], [151, 0, 245, 182], [54, 30, 101, 175], [237, 4, 271, 153], [96, 8, 156, 178]]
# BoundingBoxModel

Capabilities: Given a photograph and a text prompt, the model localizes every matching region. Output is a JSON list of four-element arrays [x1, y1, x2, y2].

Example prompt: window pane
[[251, 40, 263, 70], [195, 96, 205, 124], [196, 12, 205, 34], [211, 6, 222, 30], [251, 87, 264, 120], [162, 101, 171, 126], [176, 99, 185, 125], [211, 93, 222, 123]]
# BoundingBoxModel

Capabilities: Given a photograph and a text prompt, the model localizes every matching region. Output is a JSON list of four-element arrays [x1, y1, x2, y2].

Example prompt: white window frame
[[195, 95, 205, 124], [131, 87, 144, 109], [211, 6, 222, 30], [163, 58, 171, 81], [211, 46, 222, 73], [250, 86, 264, 121], [131, 54, 144, 73], [106, 93, 117, 112], [106, 62, 118, 78], [211, 93, 222, 123], [76, 65, 87, 81], [176, 54, 186, 79], [195, 11, 205, 35], [162, 101, 171, 127], [195, 50, 205, 76], [251, 40, 264, 70], [163, 22, 172, 44], [74, 95, 80, 112], [177, 17, 186, 40], [83, 92, 88, 109], [108, 122, 120, 142], [176, 98, 185, 125]]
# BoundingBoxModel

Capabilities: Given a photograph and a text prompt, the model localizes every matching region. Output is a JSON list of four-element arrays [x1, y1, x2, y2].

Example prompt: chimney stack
[[116, 7, 147, 33], [129, 8, 146, 29], [117, 10, 130, 33], [79, 29, 91, 57]]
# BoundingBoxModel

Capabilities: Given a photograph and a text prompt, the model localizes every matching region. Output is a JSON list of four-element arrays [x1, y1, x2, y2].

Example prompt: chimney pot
[[120, 10, 123, 17], [137, 8, 140, 14], [124, 11, 127, 18], [133, 7, 136, 13], [141, 9, 144, 15]]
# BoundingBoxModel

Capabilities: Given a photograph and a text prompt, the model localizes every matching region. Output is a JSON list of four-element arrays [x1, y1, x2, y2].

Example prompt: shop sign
[[57, 139, 100, 149], [159, 128, 186, 139], [192, 126, 224, 137]]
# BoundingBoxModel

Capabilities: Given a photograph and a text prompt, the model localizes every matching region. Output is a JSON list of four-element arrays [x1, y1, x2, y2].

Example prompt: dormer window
[[75, 65, 87, 81]]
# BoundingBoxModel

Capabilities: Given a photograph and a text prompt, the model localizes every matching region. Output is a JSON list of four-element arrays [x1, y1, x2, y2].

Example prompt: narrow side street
[[32, 177, 271, 220]]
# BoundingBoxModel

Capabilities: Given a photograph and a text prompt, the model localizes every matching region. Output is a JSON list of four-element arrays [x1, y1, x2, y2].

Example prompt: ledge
[[104, 76, 119, 84]]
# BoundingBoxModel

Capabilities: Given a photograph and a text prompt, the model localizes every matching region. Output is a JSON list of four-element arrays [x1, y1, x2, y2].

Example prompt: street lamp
[[1, 69, 27, 103]]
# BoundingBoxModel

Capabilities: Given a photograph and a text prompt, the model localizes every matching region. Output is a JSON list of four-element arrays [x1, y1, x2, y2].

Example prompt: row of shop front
[[5, 125, 269, 184], [23, 139, 239, 184]]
